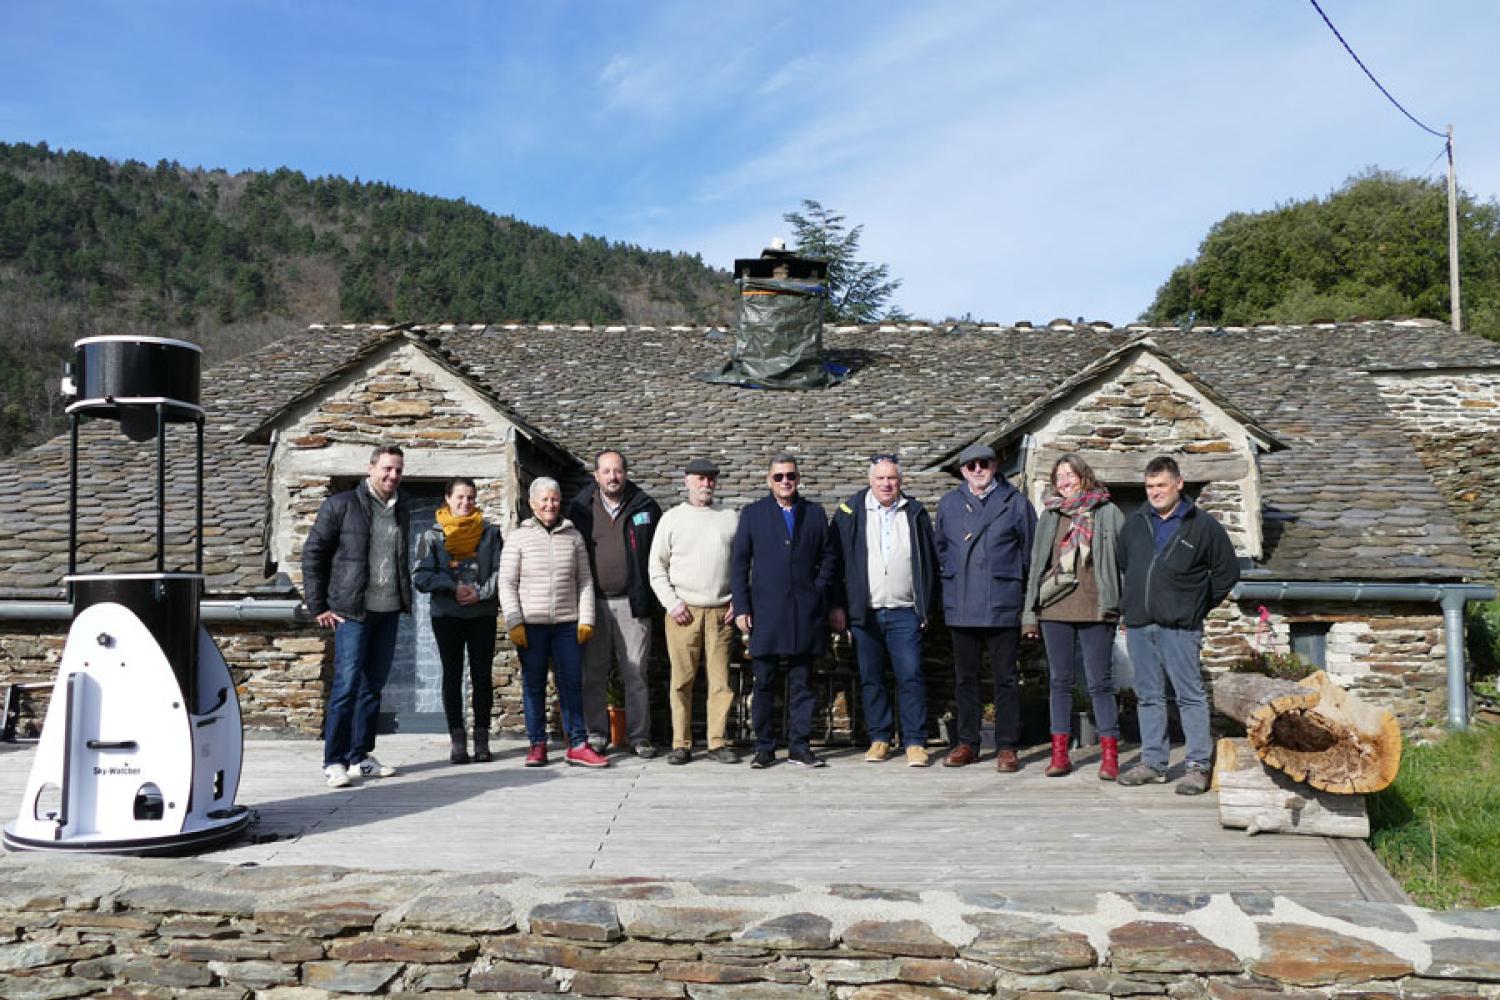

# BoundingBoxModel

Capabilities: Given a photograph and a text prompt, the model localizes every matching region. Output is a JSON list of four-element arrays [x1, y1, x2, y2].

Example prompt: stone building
[[1, 318, 1497, 742]]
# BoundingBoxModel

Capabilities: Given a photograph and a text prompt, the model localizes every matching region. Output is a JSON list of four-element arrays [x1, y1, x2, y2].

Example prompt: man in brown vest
[[567, 450, 663, 757]]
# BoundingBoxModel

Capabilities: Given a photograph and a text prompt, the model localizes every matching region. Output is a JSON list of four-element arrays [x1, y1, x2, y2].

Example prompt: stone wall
[[1375, 371, 1500, 582], [2, 856, 1497, 999]]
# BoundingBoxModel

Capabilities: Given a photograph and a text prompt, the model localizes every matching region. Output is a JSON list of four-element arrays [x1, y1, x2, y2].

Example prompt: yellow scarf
[[435, 505, 485, 564]]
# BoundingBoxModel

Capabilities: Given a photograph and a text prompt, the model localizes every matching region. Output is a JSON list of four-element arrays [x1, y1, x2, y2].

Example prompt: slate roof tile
[[0, 319, 1495, 599]]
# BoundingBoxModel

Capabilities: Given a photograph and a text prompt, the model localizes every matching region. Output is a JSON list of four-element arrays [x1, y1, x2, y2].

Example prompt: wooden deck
[[0, 735, 1391, 900]]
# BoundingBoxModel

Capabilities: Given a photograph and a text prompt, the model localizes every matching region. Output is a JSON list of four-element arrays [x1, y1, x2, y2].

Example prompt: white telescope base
[[4, 602, 252, 854]]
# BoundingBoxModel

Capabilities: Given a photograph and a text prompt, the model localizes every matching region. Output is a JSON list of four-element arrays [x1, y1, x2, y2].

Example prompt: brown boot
[[1098, 736, 1120, 782], [1044, 733, 1072, 777]]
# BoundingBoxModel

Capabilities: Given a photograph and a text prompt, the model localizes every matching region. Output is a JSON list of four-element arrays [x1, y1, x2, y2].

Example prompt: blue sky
[[3, 1, 1495, 325]]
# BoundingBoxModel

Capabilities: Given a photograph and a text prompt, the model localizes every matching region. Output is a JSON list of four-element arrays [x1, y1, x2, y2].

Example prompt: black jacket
[[301, 484, 413, 618], [566, 480, 662, 619], [830, 488, 937, 628], [1115, 501, 1239, 629]]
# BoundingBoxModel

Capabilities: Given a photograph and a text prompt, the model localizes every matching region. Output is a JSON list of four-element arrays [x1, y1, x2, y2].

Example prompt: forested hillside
[[0, 141, 733, 456], [1143, 171, 1500, 340]]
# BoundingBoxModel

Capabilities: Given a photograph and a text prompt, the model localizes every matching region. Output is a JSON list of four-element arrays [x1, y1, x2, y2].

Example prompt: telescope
[[4, 336, 250, 853]]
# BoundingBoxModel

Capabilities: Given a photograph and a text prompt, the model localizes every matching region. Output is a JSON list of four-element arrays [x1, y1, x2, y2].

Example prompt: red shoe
[[524, 742, 548, 767], [1045, 733, 1073, 777], [565, 744, 610, 768], [1098, 736, 1120, 782]]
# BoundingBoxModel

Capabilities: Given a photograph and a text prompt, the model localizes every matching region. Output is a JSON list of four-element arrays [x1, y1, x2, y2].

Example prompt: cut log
[[1212, 670, 1401, 794], [1213, 737, 1370, 837]]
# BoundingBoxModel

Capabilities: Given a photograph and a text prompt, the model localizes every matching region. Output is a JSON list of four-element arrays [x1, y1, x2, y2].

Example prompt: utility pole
[[1447, 125, 1462, 332]]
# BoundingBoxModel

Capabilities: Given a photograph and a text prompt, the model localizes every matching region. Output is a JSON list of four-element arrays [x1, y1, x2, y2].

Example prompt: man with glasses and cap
[[648, 457, 741, 765], [830, 454, 938, 767], [934, 443, 1036, 771], [731, 451, 839, 769]]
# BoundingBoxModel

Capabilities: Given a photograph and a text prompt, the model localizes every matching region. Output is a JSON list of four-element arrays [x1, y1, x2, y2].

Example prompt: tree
[[782, 199, 903, 323], [1142, 170, 1500, 341]]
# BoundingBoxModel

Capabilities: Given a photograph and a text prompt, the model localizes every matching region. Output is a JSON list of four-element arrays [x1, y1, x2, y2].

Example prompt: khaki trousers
[[664, 603, 735, 749]]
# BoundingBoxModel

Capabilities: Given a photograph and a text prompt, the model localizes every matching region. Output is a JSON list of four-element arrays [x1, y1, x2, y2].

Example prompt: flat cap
[[956, 443, 996, 464], [685, 457, 720, 476]]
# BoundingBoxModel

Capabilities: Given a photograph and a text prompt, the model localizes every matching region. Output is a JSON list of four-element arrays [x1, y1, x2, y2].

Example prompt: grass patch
[[1368, 722, 1500, 908]]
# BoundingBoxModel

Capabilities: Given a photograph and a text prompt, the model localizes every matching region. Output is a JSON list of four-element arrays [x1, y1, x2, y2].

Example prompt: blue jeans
[[1041, 621, 1119, 739], [1125, 624, 1211, 772], [323, 611, 401, 768], [851, 608, 927, 746], [518, 622, 586, 748]]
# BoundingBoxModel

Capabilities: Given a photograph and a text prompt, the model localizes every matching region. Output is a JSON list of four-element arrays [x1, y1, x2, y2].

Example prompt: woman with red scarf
[[1022, 454, 1125, 779], [414, 477, 503, 764]]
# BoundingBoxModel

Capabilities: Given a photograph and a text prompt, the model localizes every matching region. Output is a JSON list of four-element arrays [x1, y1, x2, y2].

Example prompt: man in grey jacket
[[302, 444, 412, 789]]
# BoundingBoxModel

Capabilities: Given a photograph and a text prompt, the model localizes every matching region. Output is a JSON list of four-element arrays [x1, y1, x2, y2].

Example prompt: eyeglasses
[[962, 459, 992, 471], [770, 471, 800, 483], [868, 453, 900, 465]]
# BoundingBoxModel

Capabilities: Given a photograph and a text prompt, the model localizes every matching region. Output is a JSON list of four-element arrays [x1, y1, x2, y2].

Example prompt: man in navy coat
[[934, 443, 1036, 771], [731, 451, 838, 769]]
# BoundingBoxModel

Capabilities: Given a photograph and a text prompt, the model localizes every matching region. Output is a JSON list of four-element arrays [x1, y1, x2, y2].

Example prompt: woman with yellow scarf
[[414, 477, 504, 764]]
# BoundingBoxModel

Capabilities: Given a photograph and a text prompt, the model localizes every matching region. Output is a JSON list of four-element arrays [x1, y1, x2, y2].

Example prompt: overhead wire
[[1306, 0, 1448, 142]]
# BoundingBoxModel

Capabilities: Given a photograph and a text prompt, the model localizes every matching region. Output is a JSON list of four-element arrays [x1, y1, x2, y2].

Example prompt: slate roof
[[1, 318, 1496, 600]]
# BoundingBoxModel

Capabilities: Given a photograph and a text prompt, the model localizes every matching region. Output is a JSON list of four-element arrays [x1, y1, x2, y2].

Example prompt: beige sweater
[[499, 518, 595, 630], [648, 503, 738, 609]]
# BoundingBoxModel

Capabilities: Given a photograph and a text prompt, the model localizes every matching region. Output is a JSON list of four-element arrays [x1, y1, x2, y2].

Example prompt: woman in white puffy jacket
[[499, 477, 606, 769]]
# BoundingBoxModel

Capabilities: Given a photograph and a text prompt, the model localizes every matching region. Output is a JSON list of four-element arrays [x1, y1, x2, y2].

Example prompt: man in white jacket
[[648, 458, 740, 765]]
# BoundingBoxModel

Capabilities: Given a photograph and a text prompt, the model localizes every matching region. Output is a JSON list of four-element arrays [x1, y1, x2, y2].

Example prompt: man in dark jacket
[[566, 449, 663, 757], [933, 443, 1036, 771], [1115, 454, 1240, 795], [731, 452, 838, 769], [830, 455, 938, 767], [302, 444, 412, 789]]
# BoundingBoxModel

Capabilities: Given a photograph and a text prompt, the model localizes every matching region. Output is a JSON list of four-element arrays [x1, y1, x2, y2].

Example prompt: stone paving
[[4, 733, 1371, 899]]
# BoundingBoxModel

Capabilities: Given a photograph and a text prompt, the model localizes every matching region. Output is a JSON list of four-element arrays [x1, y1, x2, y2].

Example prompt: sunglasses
[[770, 471, 800, 483], [869, 453, 900, 465], [963, 459, 992, 471]]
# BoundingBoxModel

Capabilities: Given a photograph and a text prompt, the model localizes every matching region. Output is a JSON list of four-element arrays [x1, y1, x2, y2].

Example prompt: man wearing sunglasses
[[731, 452, 839, 768], [934, 443, 1037, 771], [829, 455, 938, 767]]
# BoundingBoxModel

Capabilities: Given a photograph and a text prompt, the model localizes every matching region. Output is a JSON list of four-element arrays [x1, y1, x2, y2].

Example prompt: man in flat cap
[[934, 442, 1036, 771], [648, 458, 741, 764]]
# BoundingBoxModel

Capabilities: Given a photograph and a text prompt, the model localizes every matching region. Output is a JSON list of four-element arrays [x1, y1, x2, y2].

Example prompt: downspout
[[1232, 580, 1496, 730], [0, 600, 310, 623]]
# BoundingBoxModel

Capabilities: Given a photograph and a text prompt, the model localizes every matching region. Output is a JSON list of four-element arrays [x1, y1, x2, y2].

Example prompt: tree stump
[[1212, 670, 1401, 794], [1213, 737, 1370, 837]]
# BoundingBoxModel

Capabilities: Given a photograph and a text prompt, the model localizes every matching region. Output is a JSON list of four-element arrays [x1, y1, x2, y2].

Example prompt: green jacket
[[1022, 501, 1124, 629]]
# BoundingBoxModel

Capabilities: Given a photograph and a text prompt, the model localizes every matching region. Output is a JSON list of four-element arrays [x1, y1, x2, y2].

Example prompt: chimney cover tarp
[[698, 278, 843, 390]]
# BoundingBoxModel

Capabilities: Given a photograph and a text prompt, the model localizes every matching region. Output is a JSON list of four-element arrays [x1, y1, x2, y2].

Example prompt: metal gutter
[[0, 600, 308, 623], [1232, 580, 1497, 731]]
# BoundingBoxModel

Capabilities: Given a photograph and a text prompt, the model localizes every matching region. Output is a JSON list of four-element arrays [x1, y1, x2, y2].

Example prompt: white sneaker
[[323, 764, 351, 788], [350, 755, 396, 778]]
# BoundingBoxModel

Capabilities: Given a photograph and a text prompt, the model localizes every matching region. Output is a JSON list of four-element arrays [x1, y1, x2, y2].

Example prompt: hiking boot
[[449, 728, 471, 765], [472, 728, 492, 763], [1118, 763, 1167, 786], [667, 748, 691, 765], [1176, 768, 1211, 796], [708, 747, 741, 764], [350, 755, 395, 778], [566, 744, 610, 768], [323, 764, 351, 788], [1098, 736, 1120, 781], [864, 741, 890, 763], [905, 745, 931, 767], [524, 742, 548, 767], [1044, 733, 1072, 777]]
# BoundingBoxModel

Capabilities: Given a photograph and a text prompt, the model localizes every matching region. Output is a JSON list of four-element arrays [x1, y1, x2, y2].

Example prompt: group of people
[[302, 442, 1239, 796]]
